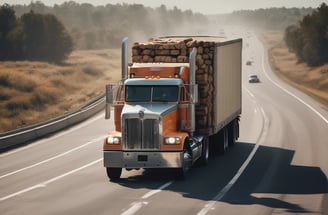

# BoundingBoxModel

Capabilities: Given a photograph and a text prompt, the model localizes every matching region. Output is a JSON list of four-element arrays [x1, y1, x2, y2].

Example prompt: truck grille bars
[[124, 118, 160, 150]]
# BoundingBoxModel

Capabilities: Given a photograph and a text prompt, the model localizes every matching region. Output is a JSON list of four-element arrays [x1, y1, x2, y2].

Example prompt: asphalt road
[[1, 31, 328, 215]]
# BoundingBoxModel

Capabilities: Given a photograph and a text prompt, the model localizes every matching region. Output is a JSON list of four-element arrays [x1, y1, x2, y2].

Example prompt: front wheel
[[106, 167, 122, 181], [175, 141, 192, 180]]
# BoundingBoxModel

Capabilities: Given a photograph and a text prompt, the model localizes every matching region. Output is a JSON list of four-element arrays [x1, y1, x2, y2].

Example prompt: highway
[[1, 32, 328, 215]]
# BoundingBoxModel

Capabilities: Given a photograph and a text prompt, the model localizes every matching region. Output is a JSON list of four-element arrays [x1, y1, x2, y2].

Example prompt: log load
[[132, 37, 217, 132]]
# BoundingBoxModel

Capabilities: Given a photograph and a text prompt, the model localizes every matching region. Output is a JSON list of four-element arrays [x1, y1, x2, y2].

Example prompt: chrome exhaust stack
[[188, 47, 198, 133], [105, 84, 112, 119], [121, 37, 128, 81]]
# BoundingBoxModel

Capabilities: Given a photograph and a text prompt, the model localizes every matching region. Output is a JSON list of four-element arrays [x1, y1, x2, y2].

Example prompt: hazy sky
[[0, 0, 325, 14]]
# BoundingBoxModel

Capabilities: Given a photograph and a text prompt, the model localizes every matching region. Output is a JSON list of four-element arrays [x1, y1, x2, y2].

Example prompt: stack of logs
[[132, 37, 217, 132]]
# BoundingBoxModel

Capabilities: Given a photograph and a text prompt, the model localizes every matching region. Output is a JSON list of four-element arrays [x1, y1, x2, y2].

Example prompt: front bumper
[[103, 151, 183, 168]]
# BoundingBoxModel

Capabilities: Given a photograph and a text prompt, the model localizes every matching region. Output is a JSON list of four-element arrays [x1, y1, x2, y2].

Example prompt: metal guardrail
[[0, 96, 105, 152]]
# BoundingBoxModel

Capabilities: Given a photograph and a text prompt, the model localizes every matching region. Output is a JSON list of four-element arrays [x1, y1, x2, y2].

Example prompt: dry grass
[[263, 31, 328, 108], [0, 49, 121, 132]]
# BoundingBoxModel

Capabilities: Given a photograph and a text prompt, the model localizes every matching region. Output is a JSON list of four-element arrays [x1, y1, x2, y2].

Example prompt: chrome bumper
[[103, 151, 183, 168]]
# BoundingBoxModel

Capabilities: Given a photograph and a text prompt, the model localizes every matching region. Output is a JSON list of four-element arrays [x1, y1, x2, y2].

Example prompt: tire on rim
[[218, 128, 229, 155], [197, 135, 209, 166], [175, 140, 192, 180], [106, 167, 122, 181], [228, 119, 238, 147]]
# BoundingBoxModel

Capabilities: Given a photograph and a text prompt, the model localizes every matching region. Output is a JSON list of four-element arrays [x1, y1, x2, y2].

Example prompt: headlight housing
[[164, 137, 181, 145], [106, 136, 121, 144]]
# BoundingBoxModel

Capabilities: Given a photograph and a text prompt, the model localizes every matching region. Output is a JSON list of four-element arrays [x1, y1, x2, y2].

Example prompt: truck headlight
[[106, 136, 121, 144], [164, 137, 181, 144]]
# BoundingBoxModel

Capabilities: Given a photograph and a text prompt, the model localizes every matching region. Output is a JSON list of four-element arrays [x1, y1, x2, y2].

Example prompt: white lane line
[[0, 136, 104, 179], [0, 158, 102, 201], [245, 87, 255, 98], [197, 88, 268, 215], [121, 181, 173, 215], [0, 113, 104, 157], [258, 37, 328, 125], [121, 202, 148, 215], [141, 181, 173, 199], [197, 144, 260, 215]]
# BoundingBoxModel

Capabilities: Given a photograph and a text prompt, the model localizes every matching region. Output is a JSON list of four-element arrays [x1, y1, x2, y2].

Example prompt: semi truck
[[103, 36, 242, 180]]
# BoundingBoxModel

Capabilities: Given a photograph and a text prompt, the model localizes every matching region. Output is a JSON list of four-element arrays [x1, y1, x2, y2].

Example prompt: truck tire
[[230, 118, 240, 146], [176, 140, 192, 180], [228, 120, 236, 147], [197, 135, 209, 166], [218, 128, 228, 155], [209, 131, 223, 156], [106, 167, 122, 181]]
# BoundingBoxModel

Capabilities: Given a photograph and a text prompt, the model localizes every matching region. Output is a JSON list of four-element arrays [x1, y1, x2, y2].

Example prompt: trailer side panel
[[213, 39, 242, 134]]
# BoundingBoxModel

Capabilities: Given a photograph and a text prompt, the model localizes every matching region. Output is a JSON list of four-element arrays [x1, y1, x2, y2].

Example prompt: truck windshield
[[126, 86, 178, 102]]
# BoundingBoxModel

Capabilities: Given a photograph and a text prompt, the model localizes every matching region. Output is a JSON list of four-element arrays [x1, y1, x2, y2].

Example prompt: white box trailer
[[212, 39, 242, 134]]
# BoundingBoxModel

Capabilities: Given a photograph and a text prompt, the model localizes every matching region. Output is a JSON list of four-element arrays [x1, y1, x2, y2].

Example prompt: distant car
[[249, 74, 260, 83]]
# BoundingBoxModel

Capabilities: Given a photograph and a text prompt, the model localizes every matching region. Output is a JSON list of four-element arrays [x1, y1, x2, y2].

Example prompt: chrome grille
[[124, 118, 160, 150]]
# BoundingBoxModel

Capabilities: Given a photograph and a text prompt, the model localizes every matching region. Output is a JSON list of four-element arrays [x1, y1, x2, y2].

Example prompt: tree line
[[0, 1, 208, 62], [1, 1, 325, 65], [284, 3, 328, 66], [0, 4, 73, 63], [11, 1, 208, 50], [212, 7, 313, 30]]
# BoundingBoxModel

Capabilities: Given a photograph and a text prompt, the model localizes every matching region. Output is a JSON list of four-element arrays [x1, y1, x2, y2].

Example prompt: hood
[[122, 103, 177, 119]]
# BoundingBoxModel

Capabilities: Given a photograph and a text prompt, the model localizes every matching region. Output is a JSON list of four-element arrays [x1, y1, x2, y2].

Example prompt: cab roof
[[130, 63, 189, 68], [124, 78, 183, 86]]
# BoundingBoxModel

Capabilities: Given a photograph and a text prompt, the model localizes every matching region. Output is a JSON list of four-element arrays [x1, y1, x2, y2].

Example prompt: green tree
[[284, 25, 304, 62], [285, 3, 328, 66], [6, 21, 24, 60], [0, 4, 17, 60], [20, 11, 74, 62], [20, 11, 45, 60], [42, 13, 74, 62]]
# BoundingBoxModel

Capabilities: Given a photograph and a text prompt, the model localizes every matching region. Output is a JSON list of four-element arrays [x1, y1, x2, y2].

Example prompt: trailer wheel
[[230, 118, 240, 146], [228, 121, 236, 147], [176, 140, 192, 180], [209, 131, 223, 156], [218, 128, 229, 155], [106, 167, 122, 181], [198, 135, 209, 166]]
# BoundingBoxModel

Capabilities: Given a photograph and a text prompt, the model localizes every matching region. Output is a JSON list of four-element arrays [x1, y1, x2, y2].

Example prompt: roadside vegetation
[[265, 32, 328, 108], [284, 3, 328, 66], [265, 3, 328, 108], [0, 49, 121, 132], [0, 4, 73, 63]]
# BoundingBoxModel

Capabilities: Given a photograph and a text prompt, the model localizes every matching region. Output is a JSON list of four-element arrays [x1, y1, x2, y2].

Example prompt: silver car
[[249, 74, 260, 83]]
